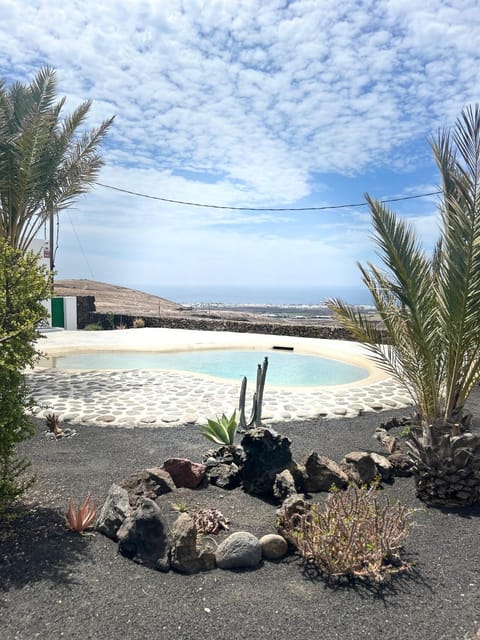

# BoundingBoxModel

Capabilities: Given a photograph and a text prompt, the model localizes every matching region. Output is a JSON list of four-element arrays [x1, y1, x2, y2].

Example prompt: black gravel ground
[[1, 397, 480, 640]]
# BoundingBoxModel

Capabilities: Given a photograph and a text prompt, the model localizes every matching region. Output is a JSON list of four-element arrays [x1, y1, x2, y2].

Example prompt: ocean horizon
[[133, 284, 373, 306]]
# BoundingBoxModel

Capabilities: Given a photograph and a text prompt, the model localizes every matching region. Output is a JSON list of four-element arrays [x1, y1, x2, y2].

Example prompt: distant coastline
[[130, 284, 373, 307]]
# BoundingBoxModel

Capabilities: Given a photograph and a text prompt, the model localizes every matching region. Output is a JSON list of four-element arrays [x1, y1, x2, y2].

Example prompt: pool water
[[40, 349, 368, 387]]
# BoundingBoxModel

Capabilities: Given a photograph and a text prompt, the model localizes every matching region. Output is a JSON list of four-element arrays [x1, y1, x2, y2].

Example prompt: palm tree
[[0, 66, 114, 253], [327, 104, 480, 507]]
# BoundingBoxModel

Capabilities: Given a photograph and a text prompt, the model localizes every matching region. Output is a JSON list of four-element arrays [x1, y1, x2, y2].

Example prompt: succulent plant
[[201, 411, 238, 446], [66, 492, 97, 532], [192, 507, 230, 534], [45, 412, 63, 436]]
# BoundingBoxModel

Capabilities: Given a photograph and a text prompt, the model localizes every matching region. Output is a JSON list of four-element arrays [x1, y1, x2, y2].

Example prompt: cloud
[[1, 0, 478, 290]]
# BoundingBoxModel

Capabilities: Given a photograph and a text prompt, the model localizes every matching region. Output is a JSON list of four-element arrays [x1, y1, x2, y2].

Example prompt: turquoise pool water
[[41, 349, 368, 387]]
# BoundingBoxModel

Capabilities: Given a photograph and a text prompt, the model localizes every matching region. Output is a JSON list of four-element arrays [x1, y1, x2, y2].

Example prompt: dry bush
[[278, 483, 416, 581], [132, 317, 145, 328]]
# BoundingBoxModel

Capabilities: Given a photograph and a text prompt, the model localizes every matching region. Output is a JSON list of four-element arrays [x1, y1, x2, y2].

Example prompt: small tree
[[327, 104, 480, 507], [0, 239, 52, 515]]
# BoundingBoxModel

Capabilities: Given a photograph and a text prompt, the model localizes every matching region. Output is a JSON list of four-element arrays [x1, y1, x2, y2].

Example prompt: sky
[[1, 0, 480, 302]]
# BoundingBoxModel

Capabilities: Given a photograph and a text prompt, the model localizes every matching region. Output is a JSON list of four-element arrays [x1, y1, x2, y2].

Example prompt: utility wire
[[95, 181, 442, 212]]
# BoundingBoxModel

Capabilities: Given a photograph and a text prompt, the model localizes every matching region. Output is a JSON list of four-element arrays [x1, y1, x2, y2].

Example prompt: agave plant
[[327, 104, 480, 507], [66, 492, 97, 532], [45, 412, 63, 437], [201, 411, 238, 446]]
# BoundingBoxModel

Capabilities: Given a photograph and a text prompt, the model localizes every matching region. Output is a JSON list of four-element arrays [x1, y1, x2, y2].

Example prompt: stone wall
[[76, 296, 96, 328], [84, 308, 357, 341]]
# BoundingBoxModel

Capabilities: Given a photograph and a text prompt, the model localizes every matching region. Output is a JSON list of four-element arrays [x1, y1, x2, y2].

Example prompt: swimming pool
[[39, 349, 369, 387]]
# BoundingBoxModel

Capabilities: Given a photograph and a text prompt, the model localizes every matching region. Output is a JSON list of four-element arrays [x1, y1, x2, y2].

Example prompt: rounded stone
[[95, 414, 116, 422], [215, 532, 262, 569], [259, 534, 288, 560]]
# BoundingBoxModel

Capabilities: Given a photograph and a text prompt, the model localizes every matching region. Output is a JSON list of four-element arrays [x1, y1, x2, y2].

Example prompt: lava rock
[[119, 467, 176, 508], [117, 498, 170, 572], [341, 451, 377, 485], [273, 468, 297, 501], [95, 483, 131, 540], [370, 452, 394, 483], [207, 462, 241, 489], [170, 513, 216, 574], [162, 458, 206, 489], [302, 451, 349, 492], [240, 428, 293, 496]]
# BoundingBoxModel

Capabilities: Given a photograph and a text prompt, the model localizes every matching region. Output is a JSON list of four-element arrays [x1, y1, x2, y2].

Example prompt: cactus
[[238, 357, 268, 431]]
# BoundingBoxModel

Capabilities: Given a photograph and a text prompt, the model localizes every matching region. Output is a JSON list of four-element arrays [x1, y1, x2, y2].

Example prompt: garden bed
[[1, 401, 480, 640]]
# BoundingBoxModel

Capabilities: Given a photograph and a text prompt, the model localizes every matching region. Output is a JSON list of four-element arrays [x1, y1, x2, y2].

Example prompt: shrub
[[0, 240, 52, 516], [201, 411, 238, 446], [133, 317, 145, 328], [84, 322, 102, 331], [278, 483, 416, 581], [105, 312, 115, 330]]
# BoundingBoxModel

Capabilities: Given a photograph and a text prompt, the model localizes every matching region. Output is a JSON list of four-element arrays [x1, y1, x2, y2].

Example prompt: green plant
[[0, 240, 52, 516], [327, 104, 480, 506], [278, 484, 415, 581], [105, 312, 115, 330], [0, 67, 113, 251], [201, 411, 238, 446], [238, 357, 268, 430], [399, 425, 412, 438], [83, 322, 102, 331], [66, 492, 97, 532], [133, 317, 145, 328], [171, 500, 188, 513]]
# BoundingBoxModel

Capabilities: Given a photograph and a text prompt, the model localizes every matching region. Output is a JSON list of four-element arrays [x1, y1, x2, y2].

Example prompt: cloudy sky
[[1, 0, 479, 302]]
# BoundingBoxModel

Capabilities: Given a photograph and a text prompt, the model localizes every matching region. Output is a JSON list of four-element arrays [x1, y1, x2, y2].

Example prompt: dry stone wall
[[75, 295, 357, 340]]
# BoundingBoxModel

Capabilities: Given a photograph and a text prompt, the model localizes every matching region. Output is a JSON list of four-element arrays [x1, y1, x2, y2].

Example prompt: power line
[[95, 181, 442, 212]]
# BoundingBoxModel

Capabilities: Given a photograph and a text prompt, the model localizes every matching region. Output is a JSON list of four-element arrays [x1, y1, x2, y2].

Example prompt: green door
[[51, 297, 64, 328]]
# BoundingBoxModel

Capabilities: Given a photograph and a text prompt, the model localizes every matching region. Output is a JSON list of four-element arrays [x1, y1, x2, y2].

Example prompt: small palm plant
[[327, 104, 480, 507]]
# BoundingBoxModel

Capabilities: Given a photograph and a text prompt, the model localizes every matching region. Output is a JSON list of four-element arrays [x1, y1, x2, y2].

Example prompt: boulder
[[302, 452, 349, 492], [170, 513, 216, 574], [203, 445, 245, 466], [370, 452, 394, 483], [240, 428, 293, 496], [95, 483, 131, 540], [341, 451, 377, 485], [259, 534, 288, 561], [162, 458, 206, 489], [276, 495, 311, 547], [388, 451, 414, 477], [207, 462, 241, 489], [119, 467, 176, 508], [117, 498, 170, 572], [215, 531, 262, 570], [273, 469, 297, 501]]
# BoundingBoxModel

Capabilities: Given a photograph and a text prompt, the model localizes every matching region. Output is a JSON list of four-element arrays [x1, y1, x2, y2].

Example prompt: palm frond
[[0, 67, 114, 252]]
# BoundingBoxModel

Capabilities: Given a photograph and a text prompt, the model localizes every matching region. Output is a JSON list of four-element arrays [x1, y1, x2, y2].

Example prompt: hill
[[53, 279, 183, 316]]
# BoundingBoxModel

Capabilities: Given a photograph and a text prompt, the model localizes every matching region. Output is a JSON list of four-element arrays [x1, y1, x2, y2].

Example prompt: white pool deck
[[26, 328, 412, 428]]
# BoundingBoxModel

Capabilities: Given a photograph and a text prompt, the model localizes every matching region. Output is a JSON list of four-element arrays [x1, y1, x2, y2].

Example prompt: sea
[[134, 284, 373, 307]]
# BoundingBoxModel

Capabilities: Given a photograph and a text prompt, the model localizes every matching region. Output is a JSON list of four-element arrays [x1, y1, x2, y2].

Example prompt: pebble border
[[25, 368, 413, 428]]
